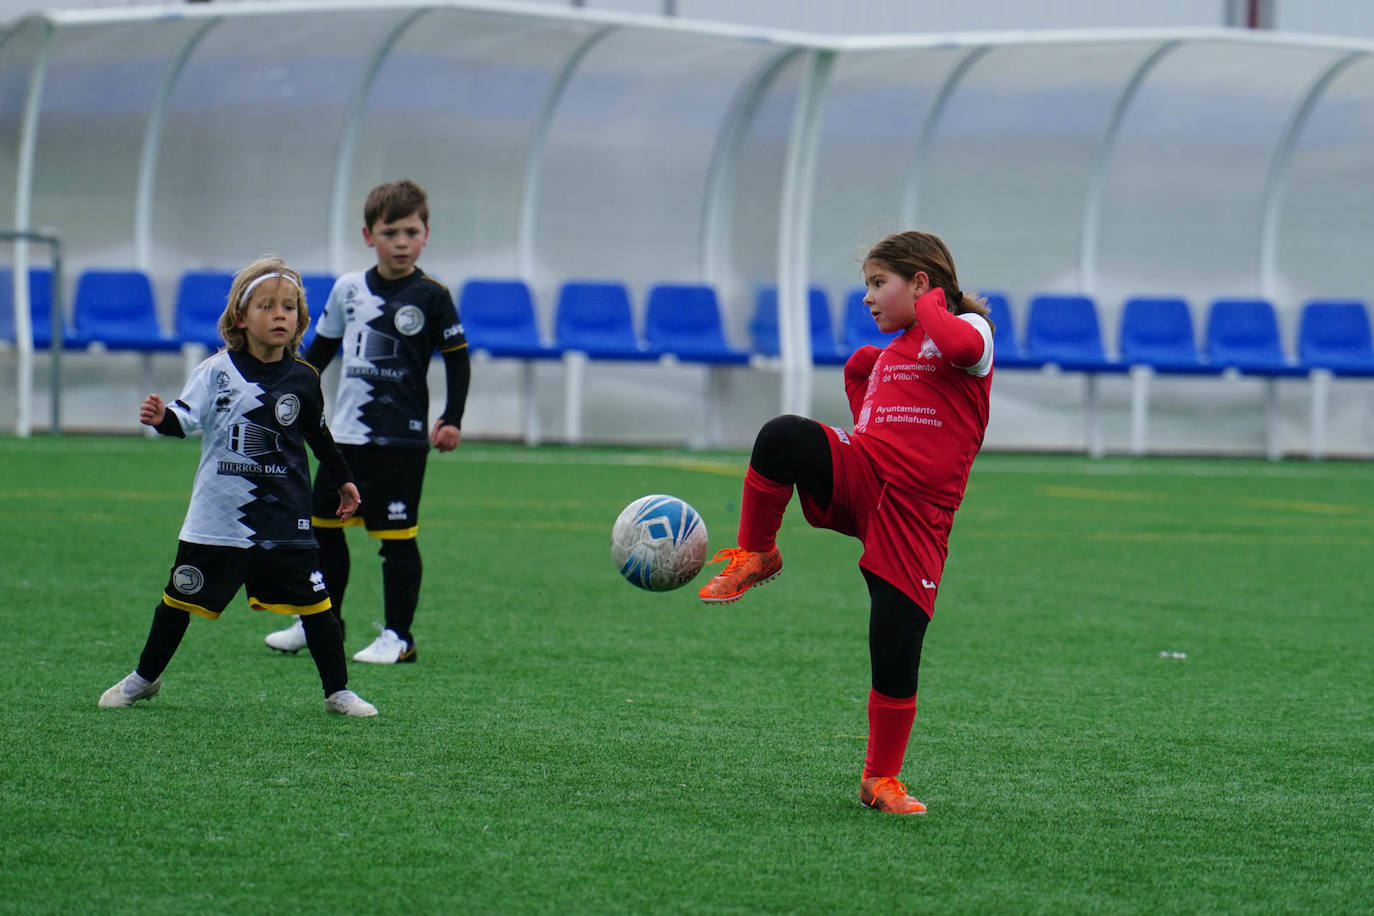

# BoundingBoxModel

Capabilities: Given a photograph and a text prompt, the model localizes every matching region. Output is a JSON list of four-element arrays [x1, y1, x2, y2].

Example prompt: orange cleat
[[860, 776, 927, 814], [697, 546, 783, 605]]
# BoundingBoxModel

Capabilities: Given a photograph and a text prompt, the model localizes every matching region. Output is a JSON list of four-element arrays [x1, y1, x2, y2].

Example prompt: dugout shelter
[[3, 1, 1374, 455]]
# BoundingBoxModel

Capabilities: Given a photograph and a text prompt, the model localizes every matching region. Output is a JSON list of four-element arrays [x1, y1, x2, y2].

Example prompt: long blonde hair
[[865, 230, 994, 332], [218, 255, 310, 352]]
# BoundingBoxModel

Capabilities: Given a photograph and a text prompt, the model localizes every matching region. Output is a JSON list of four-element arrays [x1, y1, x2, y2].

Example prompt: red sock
[[863, 688, 917, 779], [737, 465, 793, 552]]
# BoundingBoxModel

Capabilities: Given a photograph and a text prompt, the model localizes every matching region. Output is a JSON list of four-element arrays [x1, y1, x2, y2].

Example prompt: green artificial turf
[[0, 435, 1370, 914]]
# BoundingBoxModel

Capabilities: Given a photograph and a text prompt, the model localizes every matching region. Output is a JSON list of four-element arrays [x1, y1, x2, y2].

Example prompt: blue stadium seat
[[1204, 298, 1304, 461], [555, 280, 654, 361], [175, 270, 234, 350], [1298, 299, 1374, 376], [0, 267, 60, 347], [458, 278, 560, 445], [643, 283, 748, 364], [1023, 294, 1122, 457], [300, 273, 337, 349], [1204, 298, 1302, 376], [554, 280, 658, 445], [1023, 293, 1121, 372], [980, 291, 1038, 369], [1118, 296, 1217, 374], [458, 278, 563, 360], [71, 268, 177, 351], [750, 286, 844, 365], [841, 287, 900, 354], [1116, 295, 1219, 456]]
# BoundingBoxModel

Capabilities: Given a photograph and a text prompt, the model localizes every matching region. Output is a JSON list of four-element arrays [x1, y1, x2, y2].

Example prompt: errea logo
[[387, 501, 408, 521], [310, 570, 326, 592]]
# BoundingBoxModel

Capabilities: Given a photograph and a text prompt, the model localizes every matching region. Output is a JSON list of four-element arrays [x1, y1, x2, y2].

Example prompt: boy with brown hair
[[264, 179, 470, 664]]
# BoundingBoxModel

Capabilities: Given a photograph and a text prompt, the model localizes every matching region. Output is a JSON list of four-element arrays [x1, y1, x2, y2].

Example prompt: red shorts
[[798, 424, 953, 617]]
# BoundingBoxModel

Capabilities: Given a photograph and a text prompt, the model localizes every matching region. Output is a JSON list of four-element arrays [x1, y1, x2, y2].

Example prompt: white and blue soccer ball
[[610, 494, 709, 592]]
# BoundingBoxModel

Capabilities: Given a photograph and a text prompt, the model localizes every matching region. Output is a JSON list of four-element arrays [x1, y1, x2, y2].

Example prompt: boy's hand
[[336, 483, 361, 519], [430, 420, 461, 453], [139, 394, 166, 427]]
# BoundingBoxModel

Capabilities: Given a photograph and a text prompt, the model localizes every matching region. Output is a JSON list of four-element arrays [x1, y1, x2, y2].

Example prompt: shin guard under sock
[[738, 465, 793, 553], [379, 539, 421, 645], [315, 526, 350, 637], [862, 688, 917, 779], [136, 602, 190, 682], [301, 611, 348, 696]]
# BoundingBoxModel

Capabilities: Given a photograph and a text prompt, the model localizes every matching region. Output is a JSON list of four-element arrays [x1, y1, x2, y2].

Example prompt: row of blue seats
[[461, 279, 1374, 378], [5, 267, 1374, 378], [459, 279, 890, 366], [0, 268, 336, 351]]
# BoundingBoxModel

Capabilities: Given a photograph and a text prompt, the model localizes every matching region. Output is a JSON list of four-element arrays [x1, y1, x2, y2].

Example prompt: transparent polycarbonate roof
[[3, 4, 1374, 402]]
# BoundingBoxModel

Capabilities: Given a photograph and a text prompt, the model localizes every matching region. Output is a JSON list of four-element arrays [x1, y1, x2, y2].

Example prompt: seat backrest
[[555, 280, 640, 351], [300, 273, 337, 317], [644, 283, 730, 351], [981, 291, 1019, 359], [1298, 299, 1374, 367], [458, 278, 543, 348], [0, 267, 55, 346], [1024, 294, 1106, 363], [175, 270, 234, 347], [1205, 298, 1286, 367], [1118, 296, 1199, 366], [299, 273, 337, 347], [73, 269, 162, 343], [841, 287, 900, 350], [751, 286, 837, 357]]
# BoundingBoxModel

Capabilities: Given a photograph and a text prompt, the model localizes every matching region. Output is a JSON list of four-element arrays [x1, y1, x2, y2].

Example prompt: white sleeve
[[314, 274, 354, 339], [957, 312, 994, 377], [167, 355, 215, 435]]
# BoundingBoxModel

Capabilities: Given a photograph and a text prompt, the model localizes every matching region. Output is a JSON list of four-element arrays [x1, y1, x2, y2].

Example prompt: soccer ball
[[610, 494, 709, 591]]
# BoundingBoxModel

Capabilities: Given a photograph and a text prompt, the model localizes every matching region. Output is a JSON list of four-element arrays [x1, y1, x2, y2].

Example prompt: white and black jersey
[[311, 267, 467, 448], [161, 350, 352, 550]]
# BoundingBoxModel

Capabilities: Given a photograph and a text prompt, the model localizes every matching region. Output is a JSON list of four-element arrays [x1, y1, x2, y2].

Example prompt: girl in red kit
[[699, 230, 994, 814]]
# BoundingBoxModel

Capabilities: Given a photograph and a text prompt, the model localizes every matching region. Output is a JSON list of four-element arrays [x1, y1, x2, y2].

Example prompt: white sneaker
[[352, 624, 415, 665], [265, 616, 308, 653], [325, 689, 378, 717], [98, 671, 161, 708]]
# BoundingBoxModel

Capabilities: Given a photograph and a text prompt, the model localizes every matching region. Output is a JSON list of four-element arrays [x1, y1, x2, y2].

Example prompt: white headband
[[239, 271, 303, 308]]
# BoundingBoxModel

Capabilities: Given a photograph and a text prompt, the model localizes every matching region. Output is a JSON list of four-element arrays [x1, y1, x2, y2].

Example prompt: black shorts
[[312, 443, 427, 539], [161, 541, 332, 620]]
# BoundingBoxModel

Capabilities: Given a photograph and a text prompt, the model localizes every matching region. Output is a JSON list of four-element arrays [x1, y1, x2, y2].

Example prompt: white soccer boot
[[352, 623, 416, 665], [265, 616, 308, 654], [325, 689, 378, 717], [98, 671, 161, 708]]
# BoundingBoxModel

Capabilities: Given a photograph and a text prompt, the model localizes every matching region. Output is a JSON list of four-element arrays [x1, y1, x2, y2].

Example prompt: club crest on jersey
[[919, 336, 944, 361], [394, 305, 425, 336], [172, 564, 204, 595], [275, 394, 300, 426], [214, 370, 231, 390]]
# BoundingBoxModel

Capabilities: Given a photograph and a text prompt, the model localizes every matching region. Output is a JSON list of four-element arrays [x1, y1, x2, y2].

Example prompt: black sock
[[380, 539, 421, 646], [136, 602, 190, 682], [301, 611, 348, 696], [316, 526, 350, 641]]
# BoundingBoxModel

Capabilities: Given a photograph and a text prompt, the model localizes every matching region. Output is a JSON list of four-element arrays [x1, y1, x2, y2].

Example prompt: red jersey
[[844, 289, 993, 510]]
